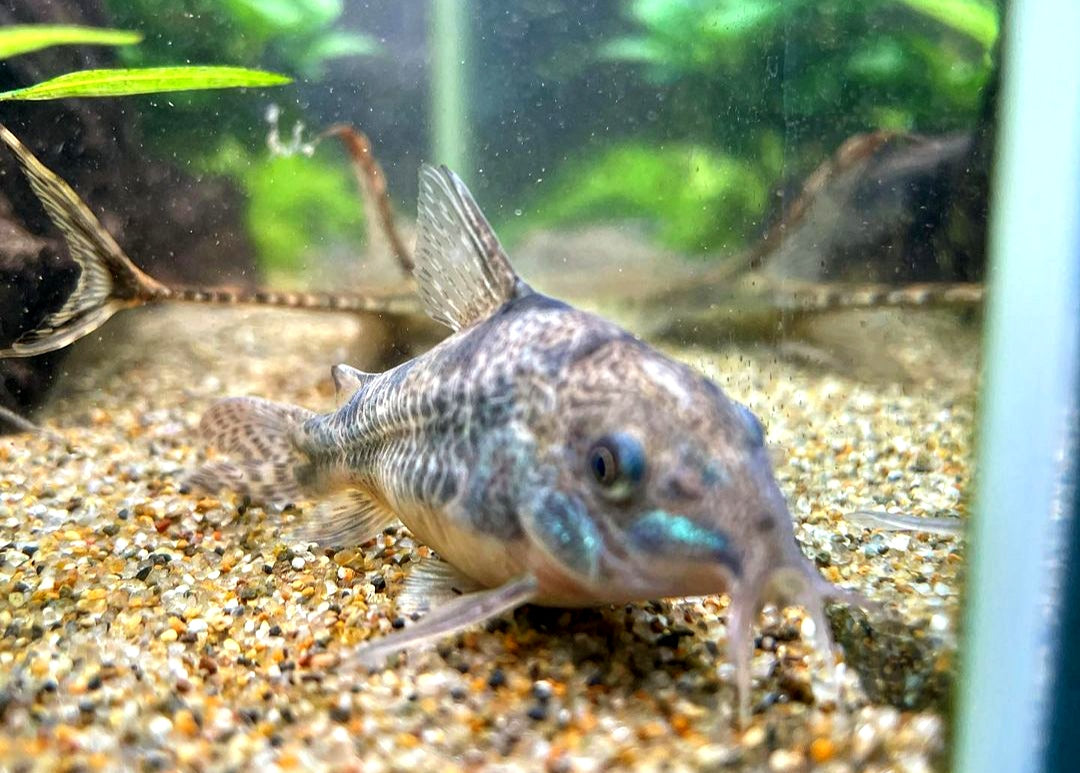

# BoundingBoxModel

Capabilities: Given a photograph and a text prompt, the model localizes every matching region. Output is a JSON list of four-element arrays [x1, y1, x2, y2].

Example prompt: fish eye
[[587, 432, 646, 501]]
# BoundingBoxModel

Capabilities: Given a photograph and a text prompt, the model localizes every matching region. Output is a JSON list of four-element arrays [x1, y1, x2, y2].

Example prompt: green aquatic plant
[[99, 0, 381, 275], [0, 19, 304, 275], [104, 0, 379, 80], [0, 66, 290, 101], [0, 25, 142, 59], [507, 143, 770, 255], [510, 0, 999, 259], [223, 0, 378, 79], [204, 140, 366, 274], [895, 0, 999, 49], [600, 0, 791, 77], [603, 0, 997, 146], [1, 8, 376, 276], [95, 1, 376, 154], [245, 153, 366, 273], [0, 24, 290, 100]]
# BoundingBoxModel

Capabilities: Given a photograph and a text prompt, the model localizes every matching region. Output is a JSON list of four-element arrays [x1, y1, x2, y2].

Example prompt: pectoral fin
[[343, 575, 538, 670], [291, 488, 399, 547], [845, 509, 964, 535], [396, 557, 483, 618]]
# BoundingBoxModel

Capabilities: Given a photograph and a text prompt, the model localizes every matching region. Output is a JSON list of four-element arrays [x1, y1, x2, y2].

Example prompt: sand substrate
[[0, 304, 975, 772]]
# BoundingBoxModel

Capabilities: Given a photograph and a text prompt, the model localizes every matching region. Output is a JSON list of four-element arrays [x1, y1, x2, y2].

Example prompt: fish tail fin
[[0, 124, 169, 358], [187, 397, 319, 505]]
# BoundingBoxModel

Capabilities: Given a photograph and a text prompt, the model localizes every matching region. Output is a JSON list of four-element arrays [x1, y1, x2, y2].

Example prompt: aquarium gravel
[[0, 305, 973, 772]]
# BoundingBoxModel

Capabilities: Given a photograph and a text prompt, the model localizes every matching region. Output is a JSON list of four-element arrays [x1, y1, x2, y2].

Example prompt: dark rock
[[759, 131, 987, 284], [830, 604, 954, 713]]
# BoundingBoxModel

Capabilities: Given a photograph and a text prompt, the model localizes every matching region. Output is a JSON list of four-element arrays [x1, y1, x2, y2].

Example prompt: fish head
[[517, 332, 862, 717], [522, 337, 816, 599], [520, 335, 855, 709]]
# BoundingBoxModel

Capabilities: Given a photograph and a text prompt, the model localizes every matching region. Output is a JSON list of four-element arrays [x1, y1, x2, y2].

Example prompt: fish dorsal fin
[[331, 363, 376, 403], [414, 164, 524, 330]]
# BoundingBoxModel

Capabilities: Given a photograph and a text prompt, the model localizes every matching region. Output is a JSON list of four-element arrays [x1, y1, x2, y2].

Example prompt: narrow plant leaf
[[897, 0, 999, 49], [0, 25, 142, 60], [0, 66, 292, 101]]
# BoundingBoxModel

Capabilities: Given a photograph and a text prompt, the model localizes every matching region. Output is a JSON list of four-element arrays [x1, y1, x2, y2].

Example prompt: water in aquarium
[[0, 1, 1007, 770]]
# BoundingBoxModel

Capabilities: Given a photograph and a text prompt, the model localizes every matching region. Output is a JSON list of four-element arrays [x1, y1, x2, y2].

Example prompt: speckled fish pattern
[[187, 163, 863, 724]]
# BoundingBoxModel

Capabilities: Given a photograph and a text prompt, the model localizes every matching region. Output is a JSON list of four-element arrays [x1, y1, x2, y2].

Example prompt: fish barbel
[[185, 164, 865, 724]]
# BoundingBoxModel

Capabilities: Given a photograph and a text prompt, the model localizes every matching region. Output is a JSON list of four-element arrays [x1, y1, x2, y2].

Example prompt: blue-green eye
[[587, 433, 645, 501]]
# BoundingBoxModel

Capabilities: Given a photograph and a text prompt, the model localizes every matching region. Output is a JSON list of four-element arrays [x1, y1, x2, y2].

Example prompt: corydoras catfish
[[188, 165, 862, 722]]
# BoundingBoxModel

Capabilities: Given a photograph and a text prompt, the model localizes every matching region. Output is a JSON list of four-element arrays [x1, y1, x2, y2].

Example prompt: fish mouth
[[592, 532, 741, 603], [611, 509, 746, 599], [601, 539, 865, 724]]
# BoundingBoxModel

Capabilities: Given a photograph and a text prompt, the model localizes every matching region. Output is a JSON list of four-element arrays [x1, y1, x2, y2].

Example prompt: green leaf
[[304, 30, 379, 62], [849, 38, 908, 80], [702, 1, 785, 39], [226, 0, 306, 33], [598, 37, 667, 65], [896, 0, 999, 49], [0, 66, 292, 101], [0, 25, 142, 60], [226, 0, 342, 35], [292, 31, 380, 78], [301, 0, 346, 29]]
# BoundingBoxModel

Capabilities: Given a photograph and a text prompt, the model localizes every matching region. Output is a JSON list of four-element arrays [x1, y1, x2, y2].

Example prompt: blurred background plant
[[601, 0, 995, 143], [102, 0, 379, 273], [202, 137, 365, 274], [104, 0, 378, 82], [499, 142, 776, 254], [544, 0, 997, 255], [81, 0, 998, 272]]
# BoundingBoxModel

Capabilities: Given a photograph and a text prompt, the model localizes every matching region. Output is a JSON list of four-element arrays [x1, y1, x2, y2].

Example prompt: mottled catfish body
[[190, 165, 862, 722]]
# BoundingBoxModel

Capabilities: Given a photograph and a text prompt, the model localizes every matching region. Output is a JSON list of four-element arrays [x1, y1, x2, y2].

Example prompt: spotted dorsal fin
[[413, 164, 525, 331], [331, 363, 376, 403]]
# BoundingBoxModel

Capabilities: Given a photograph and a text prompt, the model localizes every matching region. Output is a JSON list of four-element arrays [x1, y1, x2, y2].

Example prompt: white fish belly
[[398, 503, 528, 589]]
